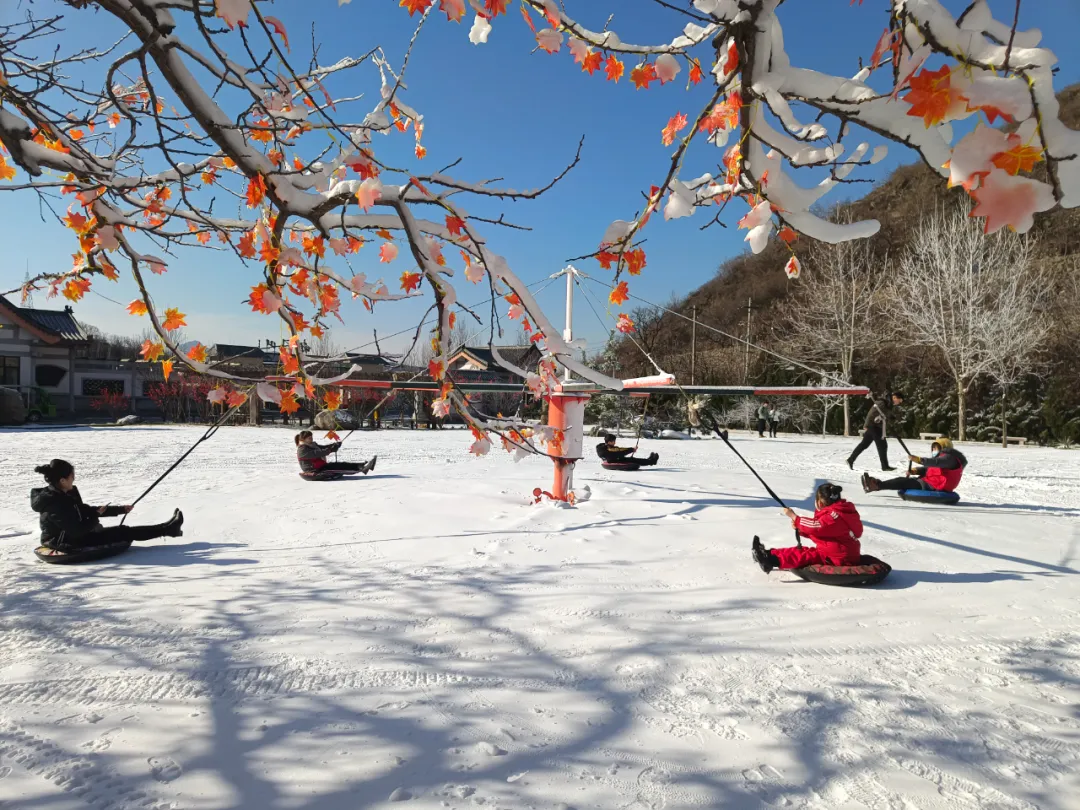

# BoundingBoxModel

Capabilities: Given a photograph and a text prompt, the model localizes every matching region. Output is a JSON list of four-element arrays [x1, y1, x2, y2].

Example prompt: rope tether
[[121, 390, 253, 524]]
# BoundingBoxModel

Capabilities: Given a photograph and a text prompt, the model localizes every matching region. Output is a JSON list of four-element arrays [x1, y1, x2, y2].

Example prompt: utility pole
[[690, 305, 697, 385], [743, 297, 753, 384]]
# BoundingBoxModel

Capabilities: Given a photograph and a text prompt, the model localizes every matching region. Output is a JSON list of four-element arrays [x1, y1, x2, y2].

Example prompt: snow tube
[[601, 460, 649, 471], [34, 540, 133, 565], [898, 488, 960, 505], [790, 555, 892, 587], [299, 469, 359, 481]]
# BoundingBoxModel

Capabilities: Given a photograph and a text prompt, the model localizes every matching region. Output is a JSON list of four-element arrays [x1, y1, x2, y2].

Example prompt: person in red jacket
[[861, 437, 967, 494], [752, 483, 863, 573]]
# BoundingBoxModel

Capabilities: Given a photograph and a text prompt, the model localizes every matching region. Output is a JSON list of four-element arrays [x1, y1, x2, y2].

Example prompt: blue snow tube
[[898, 488, 960, 505]]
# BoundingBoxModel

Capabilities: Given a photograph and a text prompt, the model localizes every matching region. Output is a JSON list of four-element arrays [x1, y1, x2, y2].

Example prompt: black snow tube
[[299, 469, 361, 481], [898, 488, 960, 505], [601, 460, 649, 471], [790, 555, 892, 587], [35, 540, 133, 565]]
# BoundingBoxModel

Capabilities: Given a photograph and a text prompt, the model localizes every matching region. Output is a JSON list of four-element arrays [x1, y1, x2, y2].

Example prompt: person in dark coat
[[295, 431, 376, 474], [862, 437, 968, 493], [596, 434, 658, 466], [756, 401, 770, 438], [30, 459, 183, 550], [847, 392, 904, 471]]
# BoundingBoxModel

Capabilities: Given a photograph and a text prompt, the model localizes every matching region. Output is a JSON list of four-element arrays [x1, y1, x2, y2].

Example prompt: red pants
[[772, 546, 857, 570]]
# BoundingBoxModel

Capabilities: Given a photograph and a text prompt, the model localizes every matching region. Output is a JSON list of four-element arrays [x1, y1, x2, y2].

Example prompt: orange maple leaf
[[991, 141, 1043, 176], [259, 241, 280, 265], [279, 391, 301, 415], [246, 174, 267, 208], [278, 345, 300, 375], [661, 112, 688, 146], [616, 313, 635, 334], [688, 59, 703, 86], [428, 358, 445, 380], [484, 0, 508, 16], [187, 343, 208, 363], [0, 155, 16, 181], [626, 248, 647, 275], [630, 62, 657, 90], [778, 226, 798, 245], [324, 390, 343, 411], [225, 389, 248, 407], [127, 299, 148, 316], [162, 307, 186, 331], [63, 277, 91, 302], [161, 359, 174, 381], [325, 430, 341, 441], [723, 40, 739, 75], [140, 339, 165, 362], [400, 0, 433, 18], [238, 230, 257, 258], [903, 65, 965, 128], [376, 228, 393, 240], [609, 281, 629, 306], [302, 234, 325, 257], [605, 55, 625, 83], [400, 271, 422, 293], [582, 51, 603, 75], [248, 283, 281, 314], [100, 261, 119, 281]]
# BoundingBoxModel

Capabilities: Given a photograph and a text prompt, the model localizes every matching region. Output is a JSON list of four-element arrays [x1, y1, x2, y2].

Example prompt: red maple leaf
[[688, 59, 703, 86], [400, 271, 422, 293], [238, 230, 257, 258], [661, 112, 688, 146], [596, 250, 617, 270], [582, 51, 603, 76], [723, 40, 739, 75], [246, 174, 267, 208], [625, 248, 646, 275], [445, 215, 465, 237]]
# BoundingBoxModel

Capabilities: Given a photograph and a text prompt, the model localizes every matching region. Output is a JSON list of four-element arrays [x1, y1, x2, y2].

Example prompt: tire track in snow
[[0, 665, 574, 708], [0, 719, 170, 810], [0, 619, 242, 661]]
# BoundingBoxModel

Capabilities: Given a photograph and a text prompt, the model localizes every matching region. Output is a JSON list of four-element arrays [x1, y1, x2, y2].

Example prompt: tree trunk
[[1001, 387, 1008, 449], [843, 396, 851, 437], [822, 403, 830, 437], [956, 380, 967, 441]]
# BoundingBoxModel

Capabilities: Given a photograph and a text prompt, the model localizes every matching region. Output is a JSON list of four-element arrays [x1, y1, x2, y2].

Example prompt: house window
[[81, 378, 124, 396], [0, 355, 19, 387], [35, 364, 67, 388]]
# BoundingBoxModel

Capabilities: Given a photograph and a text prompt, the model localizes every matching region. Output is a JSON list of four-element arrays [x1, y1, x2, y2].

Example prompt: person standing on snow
[[768, 405, 779, 438], [862, 437, 967, 494], [756, 401, 771, 438], [846, 391, 904, 471], [752, 483, 862, 573]]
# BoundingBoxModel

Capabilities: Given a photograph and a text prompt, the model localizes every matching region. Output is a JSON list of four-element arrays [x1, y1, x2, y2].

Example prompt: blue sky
[[1, 0, 1077, 357]]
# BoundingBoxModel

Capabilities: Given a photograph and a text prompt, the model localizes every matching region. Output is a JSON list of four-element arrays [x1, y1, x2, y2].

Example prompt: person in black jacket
[[295, 431, 376, 474], [30, 459, 183, 550], [846, 392, 904, 471], [596, 434, 658, 466]]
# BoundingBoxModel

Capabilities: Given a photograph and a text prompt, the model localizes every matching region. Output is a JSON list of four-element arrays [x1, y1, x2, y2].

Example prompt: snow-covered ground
[[1, 426, 1078, 810]]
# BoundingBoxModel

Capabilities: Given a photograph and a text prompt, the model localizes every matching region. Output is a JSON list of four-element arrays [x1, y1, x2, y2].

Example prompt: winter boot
[[647, 452, 659, 465], [361, 455, 378, 474], [882, 466, 896, 472], [752, 537, 778, 574], [863, 475, 881, 493], [165, 509, 184, 537], [846, 457, 854, 470]]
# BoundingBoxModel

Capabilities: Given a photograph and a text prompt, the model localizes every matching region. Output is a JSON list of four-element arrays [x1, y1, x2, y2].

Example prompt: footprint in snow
[[148, 757, 183, 783]]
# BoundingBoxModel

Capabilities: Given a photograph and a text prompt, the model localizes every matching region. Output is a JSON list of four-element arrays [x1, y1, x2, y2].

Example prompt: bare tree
[[888, 203, 1048, 441], [780, 235, 887, 436]]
